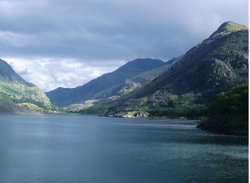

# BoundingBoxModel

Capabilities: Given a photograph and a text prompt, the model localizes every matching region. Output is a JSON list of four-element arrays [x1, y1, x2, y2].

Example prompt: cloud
[[5, 57, 125, 91], [0, 0, 248, 90], [0, 0, 248, 60]]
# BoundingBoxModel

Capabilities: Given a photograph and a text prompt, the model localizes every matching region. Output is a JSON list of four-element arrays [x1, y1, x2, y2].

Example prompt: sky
[[0, 0, 248, 91]]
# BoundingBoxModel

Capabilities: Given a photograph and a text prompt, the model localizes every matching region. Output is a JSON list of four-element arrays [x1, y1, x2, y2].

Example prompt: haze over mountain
[[0, 59, 55, 113]]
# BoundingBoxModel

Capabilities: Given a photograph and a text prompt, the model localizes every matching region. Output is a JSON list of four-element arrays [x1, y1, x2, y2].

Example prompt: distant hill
[[0, 59, 55, 113], [81, 21, 248, 118], [101, 56, 181, 99], [46, 58, 165, 106]]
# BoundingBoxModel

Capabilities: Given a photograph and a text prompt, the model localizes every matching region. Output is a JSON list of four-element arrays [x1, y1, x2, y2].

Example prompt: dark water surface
[[0, 115, 247, 183]]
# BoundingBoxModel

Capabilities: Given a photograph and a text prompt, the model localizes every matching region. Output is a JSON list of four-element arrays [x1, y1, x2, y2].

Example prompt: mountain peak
[[47, 58, 164, 106], [115, 58, 164, 74], [211, 21, 248, 37]]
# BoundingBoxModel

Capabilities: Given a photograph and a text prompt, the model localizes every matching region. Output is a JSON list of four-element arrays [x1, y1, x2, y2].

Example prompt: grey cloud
[[0, 0, 248, 61], [0, 0, 248, 91]]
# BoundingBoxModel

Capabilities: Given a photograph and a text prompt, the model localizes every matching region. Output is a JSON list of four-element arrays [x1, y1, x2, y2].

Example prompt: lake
[[0, 115, 247, 183]]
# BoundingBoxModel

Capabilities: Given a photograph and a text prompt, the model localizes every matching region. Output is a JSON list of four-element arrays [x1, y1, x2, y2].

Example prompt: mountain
[[132, 21, 248, 99], [102, 56, 181, 98], [66, 58, 179, 112], [47, 58, 165, 106], [0, 59, 55, 113], [81, 21, 248, 117], [0, 59, 34, 86]]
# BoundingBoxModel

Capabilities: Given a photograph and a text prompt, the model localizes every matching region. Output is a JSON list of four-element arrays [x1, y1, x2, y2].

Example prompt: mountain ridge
[[0, 59, 34, 86], [47, 58, 166, 106], [211, 21, 248, 37], [0, 59, 55, 113], [79, 21, 248, 118]]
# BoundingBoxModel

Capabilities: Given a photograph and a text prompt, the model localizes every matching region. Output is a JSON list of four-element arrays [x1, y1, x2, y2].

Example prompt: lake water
[[0, 115, 247, 183]]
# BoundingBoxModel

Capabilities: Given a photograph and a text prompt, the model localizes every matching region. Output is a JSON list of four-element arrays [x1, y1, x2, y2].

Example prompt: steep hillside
[[66, 58, 178, 112], [0, 59, 55, 113], [47, 58, 165, 106], [0, 59, 34, 86], [134, 21, 248, 99], [108, 56, 181, 97], [81, 21, 248, 117]]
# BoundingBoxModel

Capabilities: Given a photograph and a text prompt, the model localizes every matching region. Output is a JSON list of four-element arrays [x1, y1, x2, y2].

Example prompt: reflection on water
[[0, 115, 248, 183]]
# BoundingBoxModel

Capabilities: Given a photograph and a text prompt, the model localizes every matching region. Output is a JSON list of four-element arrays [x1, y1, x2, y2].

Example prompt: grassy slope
[[0, 80, 56, 113]]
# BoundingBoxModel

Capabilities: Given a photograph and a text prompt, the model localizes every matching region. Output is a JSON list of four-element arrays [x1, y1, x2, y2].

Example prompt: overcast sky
[[0, 0, 248, 91]]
